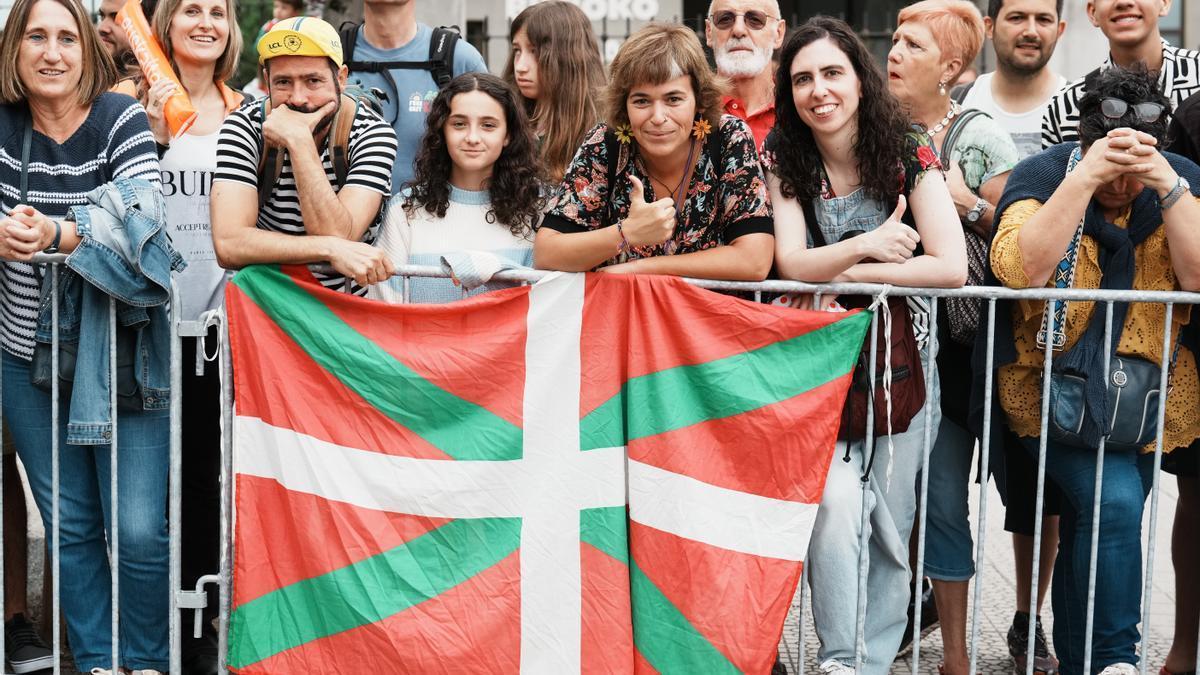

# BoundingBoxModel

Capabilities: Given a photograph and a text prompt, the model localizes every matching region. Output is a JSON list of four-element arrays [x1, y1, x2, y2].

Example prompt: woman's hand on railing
[[0, 206, 59, 260]]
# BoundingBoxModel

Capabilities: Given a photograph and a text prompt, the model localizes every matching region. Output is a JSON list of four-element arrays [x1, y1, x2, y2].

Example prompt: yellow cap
[[257, 17, 343, 67]]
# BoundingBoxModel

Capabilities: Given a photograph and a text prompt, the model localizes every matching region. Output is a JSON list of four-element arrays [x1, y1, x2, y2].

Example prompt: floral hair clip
[[692, 118, 712, 141], [614, 124, 633, 144]]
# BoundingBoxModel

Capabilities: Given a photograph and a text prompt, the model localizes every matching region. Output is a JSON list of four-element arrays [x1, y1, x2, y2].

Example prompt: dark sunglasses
[[709, 10, 777, 30], [1100, 97, 1166, 124]]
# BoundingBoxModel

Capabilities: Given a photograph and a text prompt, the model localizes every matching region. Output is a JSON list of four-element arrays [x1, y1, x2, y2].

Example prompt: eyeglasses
[[708, 10, 777, 30], [1100, 97, 1166, 124]]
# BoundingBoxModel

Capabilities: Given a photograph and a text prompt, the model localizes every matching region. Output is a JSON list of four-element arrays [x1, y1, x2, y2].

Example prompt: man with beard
[[96, 0, 139, 78], [1041, 0, 1200, 147], [705, 0, 785, 149], [210, 17, 398, 293], [960, 0, 1066, 158]]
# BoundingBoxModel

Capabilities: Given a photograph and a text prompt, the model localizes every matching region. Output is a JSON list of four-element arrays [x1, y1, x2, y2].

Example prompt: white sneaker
[[89, 670, 114, 675], [1098, 665, 1139, 675], [131, 670, 166, 675], [818, 659, 855, 674]]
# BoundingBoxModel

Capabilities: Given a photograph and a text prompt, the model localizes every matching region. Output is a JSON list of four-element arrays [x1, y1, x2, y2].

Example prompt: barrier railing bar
[[109, 298, 121, 674], [362, 264, 1200, 304], [1140, 302, 1176, 675], [218, 311, 234, 675], [797, 561, 809, 675], [1081, 301, 1115, 675], [170, 286, 185, 675], [968, 297, 999, 673], [51, 263, 62, 675], [853, 303, 881, 672], [911, 297, 940, 673], [1028, 298, 1058, 675]]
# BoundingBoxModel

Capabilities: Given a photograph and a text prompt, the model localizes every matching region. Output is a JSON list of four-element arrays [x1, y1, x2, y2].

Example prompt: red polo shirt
[[723, 96, 775, 151]]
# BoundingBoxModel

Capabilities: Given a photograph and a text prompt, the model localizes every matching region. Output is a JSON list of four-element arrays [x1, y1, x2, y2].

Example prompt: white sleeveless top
[[161, 130, 227, 321]]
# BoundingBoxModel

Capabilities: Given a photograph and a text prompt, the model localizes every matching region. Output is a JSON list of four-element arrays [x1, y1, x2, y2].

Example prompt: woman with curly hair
[[369, 73, 542, 303], [503, 0, 605, 183], [762, 16, 965, 675], [535, 23, 773, 280]]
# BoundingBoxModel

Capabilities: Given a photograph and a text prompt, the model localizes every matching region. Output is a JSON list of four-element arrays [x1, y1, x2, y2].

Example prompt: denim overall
[[804, 188, 943, 674]]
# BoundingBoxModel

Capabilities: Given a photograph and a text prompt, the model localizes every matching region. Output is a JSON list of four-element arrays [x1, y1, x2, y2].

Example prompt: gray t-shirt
[[347, 23, 488, 193]]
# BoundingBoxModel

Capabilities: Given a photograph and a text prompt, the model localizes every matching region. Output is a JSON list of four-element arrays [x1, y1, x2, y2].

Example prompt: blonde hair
[[605, 23, 728, 131], [152, 0, 243, 83], [503, 1, 605, 182], [897, 0, 985, 81], [0, 0, 117, 105]]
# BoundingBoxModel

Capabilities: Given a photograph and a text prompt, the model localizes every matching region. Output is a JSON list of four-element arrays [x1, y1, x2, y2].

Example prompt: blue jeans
[[807, 359, 941, 674], [1, 352, 169, 672], [924, 415, 976, 581], [1019, 436, 1154, 675]]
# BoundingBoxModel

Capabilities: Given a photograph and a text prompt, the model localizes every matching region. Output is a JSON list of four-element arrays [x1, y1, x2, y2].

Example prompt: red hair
[[897, 0, 985, 80]]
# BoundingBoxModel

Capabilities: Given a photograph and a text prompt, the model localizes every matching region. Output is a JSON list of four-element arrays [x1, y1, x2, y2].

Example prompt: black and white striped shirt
[[0, 94, 160, 360], [1041, 40, 1200, 148], [213, 100, 398, 293]]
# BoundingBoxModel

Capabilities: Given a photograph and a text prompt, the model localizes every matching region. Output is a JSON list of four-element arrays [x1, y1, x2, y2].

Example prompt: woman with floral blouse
[[534, 23, 774, 279]]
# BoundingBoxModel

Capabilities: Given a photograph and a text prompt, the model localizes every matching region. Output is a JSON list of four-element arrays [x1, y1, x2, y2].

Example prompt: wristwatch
[[1160, 176, 1191, 211], [965, 197, 990, 223]]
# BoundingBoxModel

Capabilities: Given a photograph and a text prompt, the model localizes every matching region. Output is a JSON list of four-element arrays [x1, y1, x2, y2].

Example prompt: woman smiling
[[535, 23, 773, 280]]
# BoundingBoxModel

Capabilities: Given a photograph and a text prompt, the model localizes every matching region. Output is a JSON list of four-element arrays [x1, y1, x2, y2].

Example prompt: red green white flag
[[225, 265, 870, 674]]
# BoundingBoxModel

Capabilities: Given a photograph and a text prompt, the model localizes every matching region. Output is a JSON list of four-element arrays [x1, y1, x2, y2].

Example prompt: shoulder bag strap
[[939, 108, 987, 166], [19, 110, 32, 204], [1036, 147, 1087, 350]]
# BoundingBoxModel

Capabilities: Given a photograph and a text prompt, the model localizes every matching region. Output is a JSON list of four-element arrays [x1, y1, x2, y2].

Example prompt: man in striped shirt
[[1040, 0, 1200, 148], [211, 16, 398, 293]]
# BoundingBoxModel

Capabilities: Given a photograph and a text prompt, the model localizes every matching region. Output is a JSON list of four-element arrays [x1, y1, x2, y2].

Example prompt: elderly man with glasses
[[705, 0, 785, 150]]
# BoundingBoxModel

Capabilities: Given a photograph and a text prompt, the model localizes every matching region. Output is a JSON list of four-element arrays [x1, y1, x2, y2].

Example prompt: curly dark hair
[[769, 16, 913, 204], [1077, 63, 1172, 148], [404, 73, 544, 236]]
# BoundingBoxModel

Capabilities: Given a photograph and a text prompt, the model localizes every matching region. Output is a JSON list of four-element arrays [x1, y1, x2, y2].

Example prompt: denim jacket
[[34, 178, 186, 445]]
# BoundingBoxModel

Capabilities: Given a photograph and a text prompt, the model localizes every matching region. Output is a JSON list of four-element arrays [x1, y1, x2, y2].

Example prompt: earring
[[692, 117, 712, 141], [614, 123, 632, 144], [938, 80, 948, 97]]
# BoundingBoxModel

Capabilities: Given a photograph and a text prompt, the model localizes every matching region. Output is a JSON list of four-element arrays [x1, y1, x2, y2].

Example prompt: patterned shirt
[[1041, 40, 1200, 148], [542, 116, 772, 268]]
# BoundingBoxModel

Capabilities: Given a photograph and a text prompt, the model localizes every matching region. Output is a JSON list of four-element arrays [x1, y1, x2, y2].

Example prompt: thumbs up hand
[[620, 175, 677, 248], [856, 195, 920, 264]]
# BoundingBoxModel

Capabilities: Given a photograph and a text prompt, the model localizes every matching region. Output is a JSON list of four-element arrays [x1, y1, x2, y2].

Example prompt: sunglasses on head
[[709, 10, 776, 30], [1100, 97, 1166, 124]]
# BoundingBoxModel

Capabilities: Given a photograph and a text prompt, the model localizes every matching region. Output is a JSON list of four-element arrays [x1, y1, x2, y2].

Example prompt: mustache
[[1014, 39, 1042, 48], [286, 103, 322, 114]]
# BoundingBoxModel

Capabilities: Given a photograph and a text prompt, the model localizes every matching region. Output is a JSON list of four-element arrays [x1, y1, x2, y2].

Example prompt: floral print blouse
[[541, 116, 773, 267]]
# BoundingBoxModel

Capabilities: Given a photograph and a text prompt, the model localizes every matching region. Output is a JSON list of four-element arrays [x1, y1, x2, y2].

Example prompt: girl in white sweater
[[370, 73, 544, 303]]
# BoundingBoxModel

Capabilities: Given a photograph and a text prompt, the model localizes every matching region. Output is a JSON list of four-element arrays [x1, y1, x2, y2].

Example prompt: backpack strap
[[327, 94, 358, 188], [427, 26, 459, 89], [339, 21, 359, 70], [940, 108, 988, 166]]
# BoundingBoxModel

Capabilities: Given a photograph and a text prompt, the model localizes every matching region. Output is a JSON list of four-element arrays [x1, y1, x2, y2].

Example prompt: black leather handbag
[[1048, 353, 1169, 451]]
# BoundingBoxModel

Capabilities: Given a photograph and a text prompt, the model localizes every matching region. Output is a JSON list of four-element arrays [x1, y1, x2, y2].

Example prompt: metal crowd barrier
[[3, 260, 1199, 674]]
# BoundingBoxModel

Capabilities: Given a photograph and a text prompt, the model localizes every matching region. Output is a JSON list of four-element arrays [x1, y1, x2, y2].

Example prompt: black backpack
[[338, 22, 460, 97]]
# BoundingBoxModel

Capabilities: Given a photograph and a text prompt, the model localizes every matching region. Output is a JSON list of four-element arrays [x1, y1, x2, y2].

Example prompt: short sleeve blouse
[[541, 116, 773, 267]]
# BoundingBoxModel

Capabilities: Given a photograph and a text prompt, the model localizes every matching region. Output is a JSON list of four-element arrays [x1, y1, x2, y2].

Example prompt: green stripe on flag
[[580, 311, 870, 450], [227, 516, 522, 669], [232, 265, 523, 461], [631, 559, 739, 674], [581, 507, 628, 564]]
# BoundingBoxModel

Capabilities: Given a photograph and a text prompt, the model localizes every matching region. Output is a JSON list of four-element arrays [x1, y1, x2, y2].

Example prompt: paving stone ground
[[778, 476, 1183, 674]]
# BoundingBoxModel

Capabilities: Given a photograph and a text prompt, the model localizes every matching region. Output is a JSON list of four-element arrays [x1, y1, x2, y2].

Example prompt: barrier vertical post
[[1139, 303, 1176, 675], [911, 298, 939, 673], [109, 298, 120, 674], [50, 264, 62, 675], [169, 286, 184, 675], [967, 298, 999, 673], [853, 299, 881, 672], [218, 311, 234, 675], [1027, 298, 1057, 675], [1081, 301, 1114, 675]]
